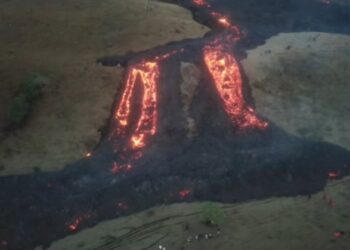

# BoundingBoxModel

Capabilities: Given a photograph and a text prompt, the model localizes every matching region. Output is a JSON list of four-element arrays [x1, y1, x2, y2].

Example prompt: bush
[[20, 73, 45, 101], [8, 73, 46, 127], [8, 94, 30, 126], [200, 202, 225, 226]]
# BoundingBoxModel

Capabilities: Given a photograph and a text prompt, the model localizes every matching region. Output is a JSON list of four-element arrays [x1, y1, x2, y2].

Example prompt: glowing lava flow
[[192, 0, 267, 129], [203, 41, 268, 129], [115, 61, 159, 150], [113, 0, 266, 153], [109, 49, 185, 175]]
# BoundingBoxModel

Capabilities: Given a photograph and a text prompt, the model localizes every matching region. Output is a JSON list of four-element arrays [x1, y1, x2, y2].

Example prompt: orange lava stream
[[203, 42, 268, 129], [109, 49, 184, 174], [130, 62, 159, 149], [115, 61, 159, 150], [194, 0, 267, 129], [115, 68, 137, 128]]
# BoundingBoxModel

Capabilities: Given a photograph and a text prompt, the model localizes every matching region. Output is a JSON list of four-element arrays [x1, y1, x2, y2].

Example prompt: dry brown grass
[[242, 32, 350, 151]]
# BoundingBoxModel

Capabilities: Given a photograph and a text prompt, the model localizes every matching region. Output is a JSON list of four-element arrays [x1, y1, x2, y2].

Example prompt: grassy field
[[242, 32, 350, 151]]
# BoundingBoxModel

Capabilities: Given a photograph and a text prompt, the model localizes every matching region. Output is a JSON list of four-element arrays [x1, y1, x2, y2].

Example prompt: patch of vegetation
[[8, 94, 30, 126], [21, 73, 44, 101], [146, 209, 155, 217], [8, 73, 47, 127], [199, 202, 225, 226], [33, 167, 42, 173], [76, 241, 86, 248]]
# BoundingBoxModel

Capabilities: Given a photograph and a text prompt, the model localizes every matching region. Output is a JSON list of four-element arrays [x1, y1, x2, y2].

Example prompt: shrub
[[20, 73, 45, 101], [8, 94, 30, 126], [200, 202, 225, 226], [8, 73, 46, 127]]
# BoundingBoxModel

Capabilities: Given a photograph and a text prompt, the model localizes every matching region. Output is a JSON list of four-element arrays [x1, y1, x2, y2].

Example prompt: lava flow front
[[114, 61, 159, 150]]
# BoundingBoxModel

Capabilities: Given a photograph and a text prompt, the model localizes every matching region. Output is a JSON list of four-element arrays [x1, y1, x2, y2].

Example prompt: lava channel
[[194, 0, 265, 129], [203, 41, 268, 129], [114, 61, 160, 150]]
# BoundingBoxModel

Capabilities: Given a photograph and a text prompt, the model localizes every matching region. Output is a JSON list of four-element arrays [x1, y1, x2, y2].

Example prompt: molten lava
[[109, 49, 186, 174], [115, 61, 159, 150], [210, 12, 242, 37], [203, 41, 268, 129], [193, 0, 263, 129]]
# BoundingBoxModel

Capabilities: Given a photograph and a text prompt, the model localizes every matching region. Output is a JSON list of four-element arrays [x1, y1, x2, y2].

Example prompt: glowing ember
[[328, 171, 340, 179], [211, 12, 231, 29], [155, 48, 185, 61], [115, 61, 159, 150], [68, 223, 78, 232], [117, 202, 128, 210], [203, 41, 268, 129], [179, 189, 191, 199], [132, 151, 143, 160], [85, 152, 92, 158], [193, 0, 211, 7], [111, 162, 133, 175], [218, 18, 231, 28], [210, 12, 241, 36], [68, 213, 91, 232]]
